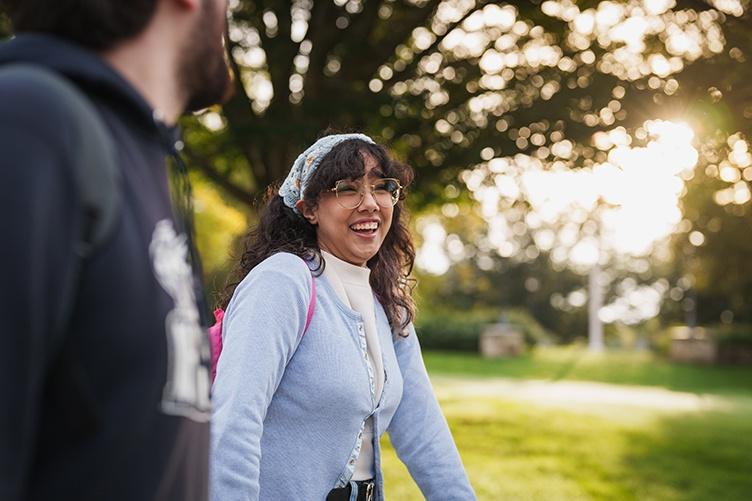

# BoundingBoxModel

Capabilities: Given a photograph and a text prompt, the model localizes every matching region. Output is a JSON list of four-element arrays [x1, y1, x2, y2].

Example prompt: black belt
[[326, 479, 375, 501]]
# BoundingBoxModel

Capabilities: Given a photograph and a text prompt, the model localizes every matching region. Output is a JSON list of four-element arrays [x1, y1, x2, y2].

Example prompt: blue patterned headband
[[279, 133, 375, 215]]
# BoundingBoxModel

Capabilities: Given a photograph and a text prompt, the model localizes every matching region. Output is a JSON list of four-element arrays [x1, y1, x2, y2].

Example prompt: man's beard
[[180, 0, 234, 112]]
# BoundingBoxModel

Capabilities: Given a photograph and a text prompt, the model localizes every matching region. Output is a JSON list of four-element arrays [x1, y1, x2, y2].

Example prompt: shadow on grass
[[619, 407, 752, 500], [383, 392, 752, 500]]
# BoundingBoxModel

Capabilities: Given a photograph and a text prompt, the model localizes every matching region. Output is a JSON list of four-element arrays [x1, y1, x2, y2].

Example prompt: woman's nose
[[359, 188, 379, 211]]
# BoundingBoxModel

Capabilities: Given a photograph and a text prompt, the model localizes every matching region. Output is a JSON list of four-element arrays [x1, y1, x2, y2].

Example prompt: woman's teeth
[[350, 222, 378, 232]]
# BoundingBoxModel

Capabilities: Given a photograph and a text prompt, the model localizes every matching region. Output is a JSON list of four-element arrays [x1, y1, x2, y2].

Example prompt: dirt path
[[431, 376, 743, 416]]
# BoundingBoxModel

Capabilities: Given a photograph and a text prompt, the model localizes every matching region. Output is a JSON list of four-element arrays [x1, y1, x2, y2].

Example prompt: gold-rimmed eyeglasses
[[327, 178, 403, 210]]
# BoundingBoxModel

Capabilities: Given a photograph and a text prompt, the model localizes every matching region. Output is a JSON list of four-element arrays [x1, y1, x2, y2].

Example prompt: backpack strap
[[0, 64, 119, 334], [209, 265, 316, 383], [304, 272, 316, 332], [0, 63, 120, 435]]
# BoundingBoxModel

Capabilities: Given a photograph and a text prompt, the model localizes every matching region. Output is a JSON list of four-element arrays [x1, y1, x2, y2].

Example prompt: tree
[[183, 0, 751, 210], [0, 11, 9, 38], [3, 1, 746, 210], [3, 2, 749, 320], [416, 249, 591, 342], [667, 131, 752, 325], [2, 2, 747, 208]]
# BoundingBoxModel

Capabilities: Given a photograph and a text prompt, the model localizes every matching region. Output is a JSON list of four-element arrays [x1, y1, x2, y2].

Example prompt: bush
[[715, 324, 752, 365], [501, 308, 554, 346], [715, 324, 752, 345], [415, 308, 553, 352], [655, 324, 752, 364]]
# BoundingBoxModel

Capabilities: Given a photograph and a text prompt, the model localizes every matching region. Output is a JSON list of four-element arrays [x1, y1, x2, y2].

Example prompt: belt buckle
[[364, 481, 374, 501]]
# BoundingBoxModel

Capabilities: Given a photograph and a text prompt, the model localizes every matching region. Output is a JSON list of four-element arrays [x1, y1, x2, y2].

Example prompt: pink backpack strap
[[208, 308, 224, 383], [304, 271, 316, 333], [209, 266, 315, 383]]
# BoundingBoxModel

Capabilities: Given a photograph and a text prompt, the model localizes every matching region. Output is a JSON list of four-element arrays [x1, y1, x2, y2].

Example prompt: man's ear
[[296, 200, 318, 225]]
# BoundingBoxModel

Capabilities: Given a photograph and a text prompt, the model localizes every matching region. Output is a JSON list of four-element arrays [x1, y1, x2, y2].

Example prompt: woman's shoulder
[[230, 252, 313, 308], [247, 252, 312, 284], [258, 251, 310, 269]]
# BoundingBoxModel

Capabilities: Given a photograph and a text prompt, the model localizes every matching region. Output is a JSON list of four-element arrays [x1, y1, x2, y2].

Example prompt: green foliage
[[179, 1, 752, 331], [602, 321, 662, 350], [186, 1, 752, 212], [667, 154, 752, 325], [644, 319, 674, 356], [713, 324, 752, 365], [715, 324, 752, 345], [416, 251, 589, 343], [501, 308, 554, 346], [415, 307, 553, 352], [0, 11, 10, 39], [190, 174, 249, 305], [415, 309, 497, 352], [422, 347, 752, 395]]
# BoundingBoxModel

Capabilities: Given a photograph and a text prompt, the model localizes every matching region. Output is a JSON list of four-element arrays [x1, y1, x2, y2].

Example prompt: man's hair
[[1, 0, 158, 50]]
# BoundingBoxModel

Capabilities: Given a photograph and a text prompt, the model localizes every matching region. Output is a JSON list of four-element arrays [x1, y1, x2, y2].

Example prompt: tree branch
[[184, 145, 254, 204], [390, 0, 490, 82]]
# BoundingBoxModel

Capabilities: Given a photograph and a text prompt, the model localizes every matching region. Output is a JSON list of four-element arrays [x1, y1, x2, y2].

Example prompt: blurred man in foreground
[[0, 1, 232, 499]]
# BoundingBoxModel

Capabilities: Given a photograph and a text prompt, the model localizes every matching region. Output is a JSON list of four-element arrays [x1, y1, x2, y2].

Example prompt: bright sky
[[525, 119, 696, 262], [417, 119, 699, 277], [415, 120, 701, 325]]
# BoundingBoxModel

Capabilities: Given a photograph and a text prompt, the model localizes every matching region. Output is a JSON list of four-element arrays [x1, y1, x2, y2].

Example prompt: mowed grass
[[422, 346, 752, 395], [380, 348, 752, 500]]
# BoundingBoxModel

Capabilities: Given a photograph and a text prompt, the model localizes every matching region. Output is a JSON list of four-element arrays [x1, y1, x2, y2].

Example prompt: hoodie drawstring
[[158, 125, 211, 330]]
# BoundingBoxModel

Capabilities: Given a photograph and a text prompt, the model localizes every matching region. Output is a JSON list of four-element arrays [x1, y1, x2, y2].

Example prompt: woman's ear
[[296, 200, 318, 225]]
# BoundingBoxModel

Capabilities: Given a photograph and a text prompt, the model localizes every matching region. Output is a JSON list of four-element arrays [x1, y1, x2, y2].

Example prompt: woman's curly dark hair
[[220, 137, 416, 335]]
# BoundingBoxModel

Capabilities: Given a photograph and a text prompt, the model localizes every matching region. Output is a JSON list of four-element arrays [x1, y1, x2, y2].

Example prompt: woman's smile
[[302, 155, 394, 267], [349, 218, 380, 237]]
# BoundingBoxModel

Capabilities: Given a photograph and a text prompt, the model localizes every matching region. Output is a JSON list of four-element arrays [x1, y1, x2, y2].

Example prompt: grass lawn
[[380, 347, 752, 500], [422, 346, 752, 395]]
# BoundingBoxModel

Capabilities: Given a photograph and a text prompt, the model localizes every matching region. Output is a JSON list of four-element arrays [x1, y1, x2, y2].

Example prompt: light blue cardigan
[[210, 252, 476, 500]]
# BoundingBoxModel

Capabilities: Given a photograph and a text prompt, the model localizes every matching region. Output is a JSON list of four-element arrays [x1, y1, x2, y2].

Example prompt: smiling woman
[[210, 133, 476, 501], [298, 155, 400, 268]]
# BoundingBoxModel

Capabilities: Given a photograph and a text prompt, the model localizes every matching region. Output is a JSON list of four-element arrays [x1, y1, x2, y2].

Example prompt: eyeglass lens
[[334, 178, 401, 209]]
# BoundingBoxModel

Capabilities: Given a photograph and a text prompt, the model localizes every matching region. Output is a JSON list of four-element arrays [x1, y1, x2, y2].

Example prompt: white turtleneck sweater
[[321, 251, 384, 481]]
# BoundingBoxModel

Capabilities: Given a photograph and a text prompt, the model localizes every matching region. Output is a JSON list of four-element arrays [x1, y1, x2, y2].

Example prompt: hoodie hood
[[0, 32, 205, 320], [0, 33, 169, 138]]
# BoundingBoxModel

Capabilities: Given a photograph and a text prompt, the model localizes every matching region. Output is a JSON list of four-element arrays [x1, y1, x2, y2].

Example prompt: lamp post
[[588, 259, 605, 352], [587, 197, 619, 353]]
